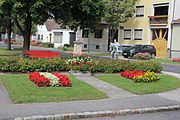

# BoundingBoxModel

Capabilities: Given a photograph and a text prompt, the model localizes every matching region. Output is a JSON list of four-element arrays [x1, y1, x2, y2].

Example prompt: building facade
[[33, 19, 76, 48], [79, 23, 109, 52], [119, 0, 179, 58]]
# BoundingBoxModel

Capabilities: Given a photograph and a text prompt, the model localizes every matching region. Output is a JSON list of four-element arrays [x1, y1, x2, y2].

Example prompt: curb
[[14, 104, 180, 120]]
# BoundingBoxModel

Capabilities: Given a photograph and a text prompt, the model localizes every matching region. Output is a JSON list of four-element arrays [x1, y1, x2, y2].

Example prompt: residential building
[[79, 22, 109, 52], [119, 0, 180, 58], [33, 19, 76, 48], [171, 19, 180, 58]]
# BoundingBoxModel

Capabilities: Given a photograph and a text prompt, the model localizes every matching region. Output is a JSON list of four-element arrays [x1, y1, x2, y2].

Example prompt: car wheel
[[124, 55, 128, 58], [151, 53, 156, 59]]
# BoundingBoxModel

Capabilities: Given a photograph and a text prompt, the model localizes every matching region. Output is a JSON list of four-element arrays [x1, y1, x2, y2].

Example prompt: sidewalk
[[0, 72, 180, 120]]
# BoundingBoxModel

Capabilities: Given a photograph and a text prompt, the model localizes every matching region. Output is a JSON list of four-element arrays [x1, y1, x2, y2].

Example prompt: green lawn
[[89, 52, 110, 56], [0, 48, 22, 56], [150, 58, 180, 65], [97, 74, 180, 95], [0, 74, 106, 103]]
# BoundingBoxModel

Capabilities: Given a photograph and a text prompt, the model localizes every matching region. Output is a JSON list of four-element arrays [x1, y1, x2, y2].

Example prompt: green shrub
[[42, 42, 54, 48], [133, 52, 151, 60], [0, 57, 162, 73], [62, 47, 73, 52], [0, 57, 20, 72], [64, 44, 70, 47], [92, 59, 162, 73]]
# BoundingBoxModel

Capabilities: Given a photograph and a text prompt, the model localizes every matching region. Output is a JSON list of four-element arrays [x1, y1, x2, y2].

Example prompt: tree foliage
[[104, 0, 136, 41], [0, 0, 105, 54], [50, 0, 105, 31], [0, 0, 15, 50]]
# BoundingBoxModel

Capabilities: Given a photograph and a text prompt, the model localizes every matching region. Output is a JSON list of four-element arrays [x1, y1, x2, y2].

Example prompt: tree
[[0, 0, 15, 50], [104, 0, 136, 43], [50, 0, 105, 31], [12, 0, 105, 55], [13, 0, 53, 54]]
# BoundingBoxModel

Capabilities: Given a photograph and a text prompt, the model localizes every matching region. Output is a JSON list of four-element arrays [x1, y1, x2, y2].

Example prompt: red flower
[[29, 72, 72, 87], [120, 70, 145, 80]]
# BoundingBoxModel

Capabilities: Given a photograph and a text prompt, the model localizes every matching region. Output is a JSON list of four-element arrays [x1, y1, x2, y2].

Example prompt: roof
[[45, 19, 60, 31], [172, 19, 180, 24]]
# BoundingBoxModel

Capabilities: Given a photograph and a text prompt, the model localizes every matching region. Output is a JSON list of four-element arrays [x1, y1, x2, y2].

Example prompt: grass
[[0, 74, 106, 104], [89, 52, 110, 56], [0, 48, 22, 56], [97, 74, 180, 95], [150, 58, 180, 65]]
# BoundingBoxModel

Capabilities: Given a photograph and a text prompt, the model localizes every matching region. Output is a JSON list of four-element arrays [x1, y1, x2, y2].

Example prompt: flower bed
[[120, 70, 145, 79], [29, 72, 72, 87], [66, 55, 96, 72], [172, 58, 180, 62], [0, 57, 162, 73], [133, 52, 151, 60], [120, 70, 160, 83]]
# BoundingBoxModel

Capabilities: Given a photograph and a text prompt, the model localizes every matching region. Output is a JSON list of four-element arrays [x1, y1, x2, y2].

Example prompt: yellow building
[[119, 0, 178, 58]]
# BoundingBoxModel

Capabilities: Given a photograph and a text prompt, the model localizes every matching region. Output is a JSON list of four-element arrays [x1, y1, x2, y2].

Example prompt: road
[[82, 110, 180, 120], [161, 63, 180, 74]]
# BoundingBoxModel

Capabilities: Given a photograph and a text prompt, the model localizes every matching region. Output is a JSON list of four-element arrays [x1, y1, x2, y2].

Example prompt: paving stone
[[23, 117, 32, 120], [75, 76, 135, 99], [84, 112, 93, 118], [43, 115, 54, 120], [14, 118, 23, 120], [62, 114, 70, 119], [32, 115, 46, 120], [68, 113, 79, 119], [77, 112, 85, 119], [54, 114, 63, 120]]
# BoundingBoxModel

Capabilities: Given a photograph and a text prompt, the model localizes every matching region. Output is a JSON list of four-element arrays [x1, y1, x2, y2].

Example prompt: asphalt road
[[161, 63, 180, 74], [82, 110, 180, 120]]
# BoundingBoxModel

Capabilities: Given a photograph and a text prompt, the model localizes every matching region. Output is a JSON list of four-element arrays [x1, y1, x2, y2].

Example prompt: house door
[[70, 32, 76, 47], [151, 29, 168, 57]]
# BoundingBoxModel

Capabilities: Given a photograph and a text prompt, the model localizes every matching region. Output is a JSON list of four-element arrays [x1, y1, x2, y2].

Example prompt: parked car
[[122, 45, 156, 58], [4, 39, 16, 44]]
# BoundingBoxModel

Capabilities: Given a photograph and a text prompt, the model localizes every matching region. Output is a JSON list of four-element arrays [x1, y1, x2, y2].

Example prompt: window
[[54, 32, 63, 43], [38, 35, 40, 40], [96, 45, 99, 49], [134, 29, 143, 40], [154, 3, 169, 16], [84, 44, 87, 48], [82, 30, 89, 38], [123, 29, 132, 40], [94, 29, 103, 38], [136, 6, 144, 17], [41, 35, 43, 40]]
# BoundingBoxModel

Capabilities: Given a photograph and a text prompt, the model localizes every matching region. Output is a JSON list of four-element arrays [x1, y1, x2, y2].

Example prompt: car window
[[130, 45, 142, 49]]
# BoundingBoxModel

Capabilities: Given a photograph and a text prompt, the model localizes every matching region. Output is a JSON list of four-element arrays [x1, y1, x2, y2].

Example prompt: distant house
[[33, 19, 76, 48], [171, 19, 180, 58], [78, 22, 110, 52]]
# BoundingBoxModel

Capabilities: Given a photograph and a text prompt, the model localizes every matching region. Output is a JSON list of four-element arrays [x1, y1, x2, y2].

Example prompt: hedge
[[0, 57, 163, 73]]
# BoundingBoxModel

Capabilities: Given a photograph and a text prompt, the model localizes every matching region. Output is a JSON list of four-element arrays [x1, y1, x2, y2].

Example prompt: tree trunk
[[7, 18, 12, 50], [22, 13, 32, 55]]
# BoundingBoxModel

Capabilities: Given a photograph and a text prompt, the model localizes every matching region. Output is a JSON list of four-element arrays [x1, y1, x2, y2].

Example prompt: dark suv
[[122, 45, 156, 58]]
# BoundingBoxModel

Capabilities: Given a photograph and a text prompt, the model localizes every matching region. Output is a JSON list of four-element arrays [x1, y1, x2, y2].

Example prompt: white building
[[33, 19, 76, 48]]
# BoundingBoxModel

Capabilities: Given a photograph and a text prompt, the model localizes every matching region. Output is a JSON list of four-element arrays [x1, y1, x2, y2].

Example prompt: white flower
[[40, 72, 60, 87]]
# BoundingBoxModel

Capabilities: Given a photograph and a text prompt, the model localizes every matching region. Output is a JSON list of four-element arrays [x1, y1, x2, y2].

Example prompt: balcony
[[148, 15, 168, 26]]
